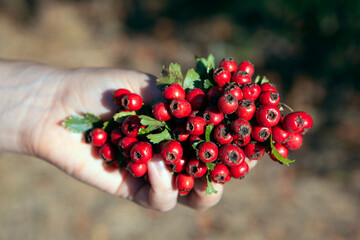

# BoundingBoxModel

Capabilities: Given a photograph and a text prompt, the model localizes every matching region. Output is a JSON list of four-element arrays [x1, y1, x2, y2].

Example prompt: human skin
[[0, 60, 257, 211]]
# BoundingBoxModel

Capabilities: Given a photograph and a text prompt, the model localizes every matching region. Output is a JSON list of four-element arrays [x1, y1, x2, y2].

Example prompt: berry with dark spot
[[198, 141, 218, 163], [219, 144, 245, 168]]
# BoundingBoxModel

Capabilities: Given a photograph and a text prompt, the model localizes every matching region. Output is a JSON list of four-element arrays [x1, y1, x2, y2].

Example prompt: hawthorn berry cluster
[[62, 55, 313, 196]]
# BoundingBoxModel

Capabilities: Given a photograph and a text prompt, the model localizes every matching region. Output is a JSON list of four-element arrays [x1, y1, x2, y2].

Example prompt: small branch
[[279, 102, 294, 112]]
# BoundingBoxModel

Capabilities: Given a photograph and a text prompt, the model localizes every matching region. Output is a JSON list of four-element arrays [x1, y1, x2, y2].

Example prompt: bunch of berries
[[63, 55, 313, 196]]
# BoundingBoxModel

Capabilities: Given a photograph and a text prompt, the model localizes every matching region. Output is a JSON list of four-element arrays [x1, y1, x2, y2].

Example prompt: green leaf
[[183, 68, 201, 91], [62, 114, 101, 133], [102, 119, 118, 132], [191, 140, 205, 150], [84, 113, 101, 123], [205, 124, 214, 142], [138, 115, 166, 132], [203, 79, 214, 90], [261, 76, 269, 84], [254, 75, 261, 84], [113, 111, 136, 123], [195, 54, 215, 78], [270, 134, 295, 166], [147, 129, 173, 144], [156, 63, 183, 90], [207, 54, 215, 71], [205, 174, 218, 195], [206, 162, 216, 171]]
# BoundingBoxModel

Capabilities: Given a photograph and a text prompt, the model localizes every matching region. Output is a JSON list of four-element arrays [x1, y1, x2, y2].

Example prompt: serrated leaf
[[254, 75, 261, 84], [156, 63, 183, 90], [113, 111, 136, 123], [183, 68, 201, 91], [203, 79, 214, 90], [207, 54, 215, 71], [195, 54, 215, 79], [270, 134, 295, 166], [261, 76, 269, 84], [206, 162, 216, 171], [147, 129, 173, 144], [62, 115, 96, 133], [205, 124, 214, 142], [138, 115, 166, 132], [205, 174, 218, 195], [84, 113, 101, 123]]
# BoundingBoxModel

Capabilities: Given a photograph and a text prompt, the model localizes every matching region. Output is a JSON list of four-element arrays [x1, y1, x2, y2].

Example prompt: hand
[[0, 61, 257, 211]]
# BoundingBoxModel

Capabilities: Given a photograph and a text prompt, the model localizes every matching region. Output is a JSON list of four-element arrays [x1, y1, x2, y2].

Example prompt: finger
[[178, 176, 224, 211], [134, 154, 178, 212], [245, 158, 258, 169]]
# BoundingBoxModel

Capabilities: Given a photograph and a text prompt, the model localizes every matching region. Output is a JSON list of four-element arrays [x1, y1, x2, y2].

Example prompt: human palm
[[32, 67, 224, 211]]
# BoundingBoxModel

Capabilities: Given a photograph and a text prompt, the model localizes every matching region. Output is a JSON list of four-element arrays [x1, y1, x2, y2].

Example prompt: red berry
[[169, 98, 192, 118], [113, 88, 131, 106], [186, 116, 206, 136], [118, 136, 139, 158], [88, 128, 107, 147], [168, 158, 187, 173], [203, 107, 224, 126], [127, 162, 147, 177], [186, 88, 206, 110], [242, 83, 261, 101], [218, 93, 238, 114], [122, 115, 144, 137], [110, 128, 123, 145], [256, 104, 281, 127], [220, 57, 238, 73], [176, 173, 194, 196], [232, 71, 251, 85], [163, 83, 185, 101], [130, 141, 152, 164], [198, 142, 218, 163], [152, 102, 171, 121], [206, 86, 223, 105], [224, 84, 243, 101], [260, 82, 277, 93], [231, 118, 252, 139], [160, 140, 183, 164], [99, 142, 116, 161], [272, 124, 290, 144], [251, 123, 272, 142], [186, 158, 207, 178], [259, 91, 280, 106], [214, 124, 233, 145], [283, 111, 313, 133], [229, 162, 249, 179], [121, 93, 143, 111], [210, 163, 230, 184], [235, 99, 256, 120], [299, 111, 313, 134], [283, 132, 303, 150], [173, 125, 190, 142], [243, 142, 265, 160], [233, 134, 251, 147], [238, 61, 255, 77], [219, 144, 245, 168], [213, 67, 231, 87], [269, 143, 289, 162]]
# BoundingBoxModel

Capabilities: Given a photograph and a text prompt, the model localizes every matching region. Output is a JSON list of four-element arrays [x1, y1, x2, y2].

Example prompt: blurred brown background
[[0, 0, 359, 239]]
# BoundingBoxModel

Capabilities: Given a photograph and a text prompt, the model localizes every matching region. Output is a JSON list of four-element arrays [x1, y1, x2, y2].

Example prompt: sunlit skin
[[0, 60, 258, 211]]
